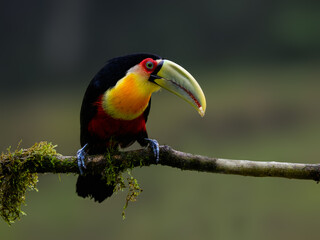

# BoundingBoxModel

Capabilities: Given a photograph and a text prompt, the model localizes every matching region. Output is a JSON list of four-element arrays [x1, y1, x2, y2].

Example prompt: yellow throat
[[102, 72, 160, 120]]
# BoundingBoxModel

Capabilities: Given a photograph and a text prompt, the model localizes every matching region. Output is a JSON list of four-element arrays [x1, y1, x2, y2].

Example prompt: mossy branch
[[1, 141, 320, 224], [4, 143, 318, 181]]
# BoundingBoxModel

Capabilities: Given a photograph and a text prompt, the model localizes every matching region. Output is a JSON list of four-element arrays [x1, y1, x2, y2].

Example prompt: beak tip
[[198, 107, 205, 117]]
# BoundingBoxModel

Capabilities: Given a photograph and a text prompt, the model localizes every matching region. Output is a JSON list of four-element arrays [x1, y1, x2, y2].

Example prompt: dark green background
[[1, 1, 320, 239]]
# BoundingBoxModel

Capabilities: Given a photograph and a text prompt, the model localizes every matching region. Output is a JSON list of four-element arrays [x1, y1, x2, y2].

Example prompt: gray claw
[[145, 138, 159, 163], [77, 144, 88, 175]]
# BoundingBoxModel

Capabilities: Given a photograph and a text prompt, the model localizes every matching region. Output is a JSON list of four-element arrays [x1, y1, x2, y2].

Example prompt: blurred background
[[1, 0, 320, 239]]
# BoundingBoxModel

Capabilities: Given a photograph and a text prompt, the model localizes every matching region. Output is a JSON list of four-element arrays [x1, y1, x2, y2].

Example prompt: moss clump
[[122, 171, 143, 219], [0, 141, 58, 224], [0, 141, 143, 223], [102, 150, 143, 219]]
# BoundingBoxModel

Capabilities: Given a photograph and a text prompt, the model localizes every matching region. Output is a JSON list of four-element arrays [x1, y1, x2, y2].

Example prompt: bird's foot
[[144, 138, 160, 163], [77, 144, 88, 175]]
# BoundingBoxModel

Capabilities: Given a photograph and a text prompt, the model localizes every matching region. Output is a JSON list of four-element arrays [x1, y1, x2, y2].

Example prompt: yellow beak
[[151, 59, 206, 117]]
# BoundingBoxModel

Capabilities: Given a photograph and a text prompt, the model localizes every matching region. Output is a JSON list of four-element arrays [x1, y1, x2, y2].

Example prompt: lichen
[[0, 141, 58, 224]]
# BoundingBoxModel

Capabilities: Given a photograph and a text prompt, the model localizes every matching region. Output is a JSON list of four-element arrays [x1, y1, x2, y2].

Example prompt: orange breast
[[102, 72, 160, 120]]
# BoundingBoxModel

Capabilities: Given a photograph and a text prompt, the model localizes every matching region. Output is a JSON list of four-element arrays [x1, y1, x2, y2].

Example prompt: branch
[[2, 142, 320, 180], [1, 141, 320, 224]]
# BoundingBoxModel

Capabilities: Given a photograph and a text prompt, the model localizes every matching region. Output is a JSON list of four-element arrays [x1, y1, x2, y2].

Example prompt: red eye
[[141, 58, 157, 72]]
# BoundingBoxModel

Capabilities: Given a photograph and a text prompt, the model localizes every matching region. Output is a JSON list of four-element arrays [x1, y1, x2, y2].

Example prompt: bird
[[76, 53, 206, 202]]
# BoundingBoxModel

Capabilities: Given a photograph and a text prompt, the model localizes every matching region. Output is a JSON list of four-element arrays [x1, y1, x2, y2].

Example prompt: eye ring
[[145, 61, 154, 70]]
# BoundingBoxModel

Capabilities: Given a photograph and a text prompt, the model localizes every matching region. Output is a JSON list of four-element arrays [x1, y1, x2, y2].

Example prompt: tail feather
[[76, 174, 114, 203]]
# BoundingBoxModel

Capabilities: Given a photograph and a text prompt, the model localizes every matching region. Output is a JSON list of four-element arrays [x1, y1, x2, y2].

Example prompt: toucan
[[76, 53, 206, 202]]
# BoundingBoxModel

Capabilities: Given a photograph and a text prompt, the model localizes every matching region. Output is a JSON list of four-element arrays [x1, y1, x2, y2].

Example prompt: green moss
[[122, 170, 143, 220], [0, 141, 58, 225], [0, 141, 144, 223], [102, 150, 143, 219]]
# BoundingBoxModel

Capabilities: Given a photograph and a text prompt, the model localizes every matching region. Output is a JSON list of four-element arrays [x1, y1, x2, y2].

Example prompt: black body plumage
[[76, 53, 162, 202]]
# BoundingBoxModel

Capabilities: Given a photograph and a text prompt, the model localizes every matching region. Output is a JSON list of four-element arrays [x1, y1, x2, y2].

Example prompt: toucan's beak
[[151, 59, 206, 117]]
